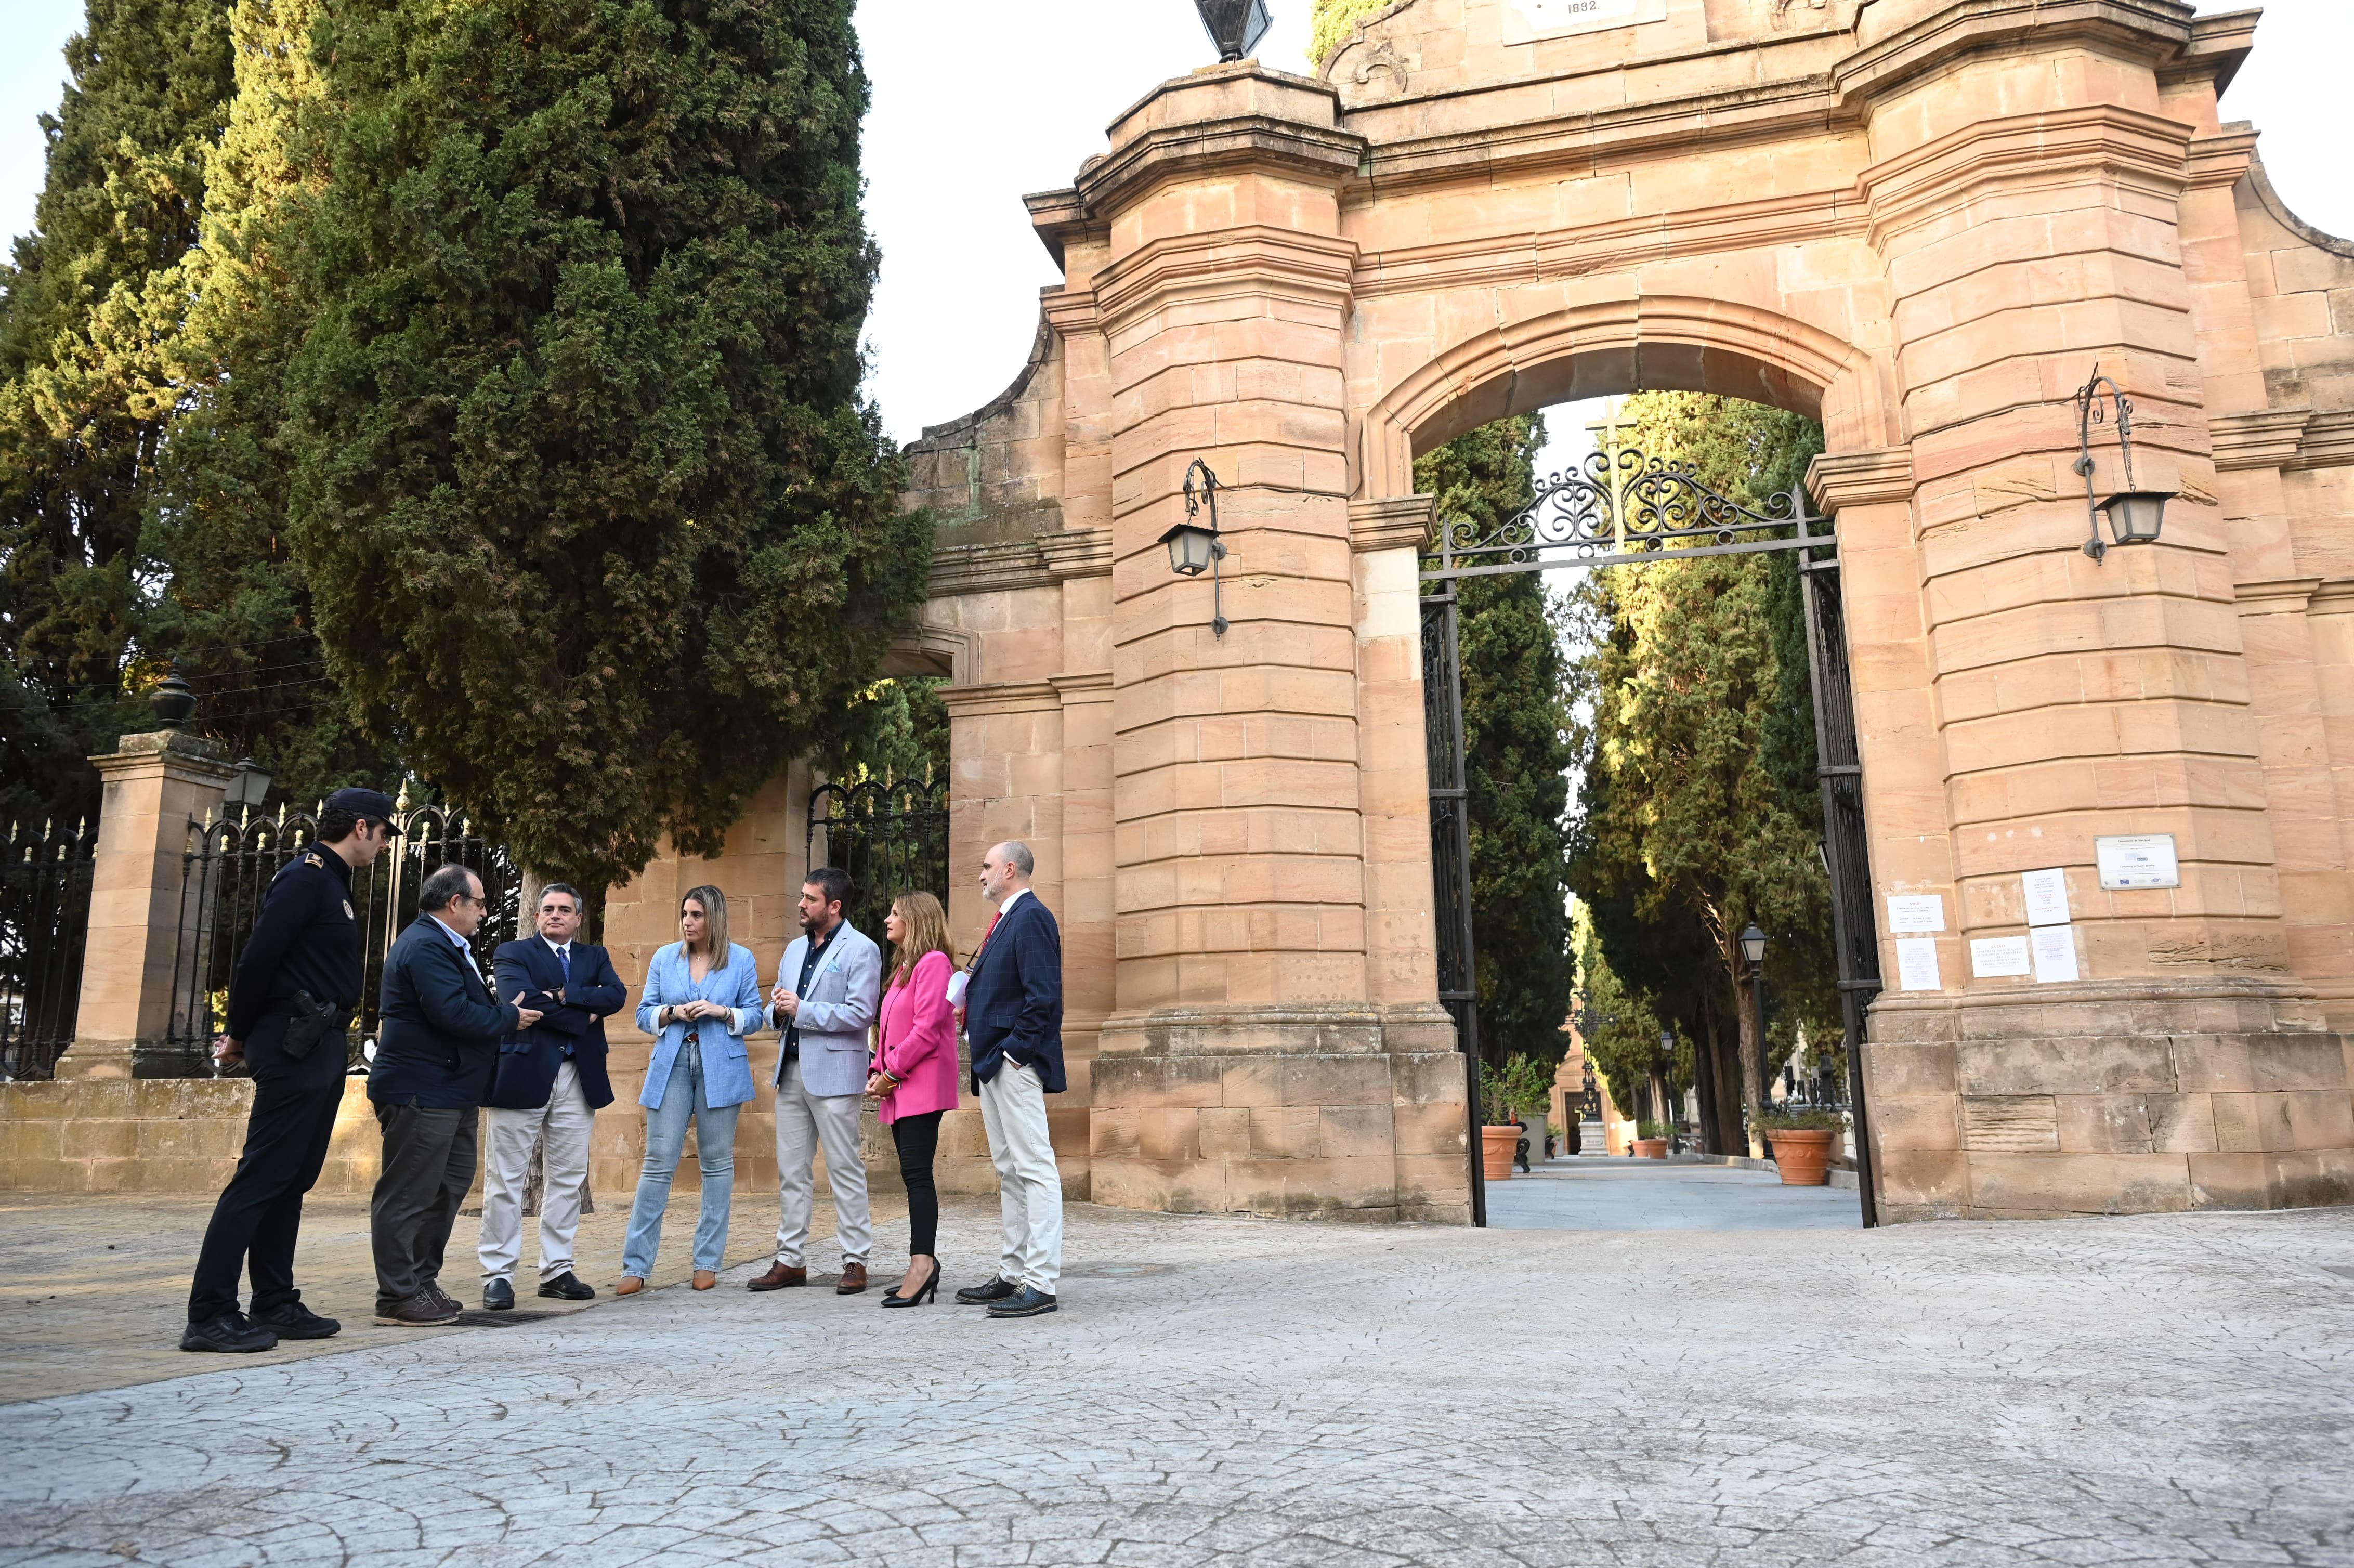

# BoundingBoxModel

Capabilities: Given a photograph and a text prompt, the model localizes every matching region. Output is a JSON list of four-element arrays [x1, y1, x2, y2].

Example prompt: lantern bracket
[[2073, 365, 2172, 563]]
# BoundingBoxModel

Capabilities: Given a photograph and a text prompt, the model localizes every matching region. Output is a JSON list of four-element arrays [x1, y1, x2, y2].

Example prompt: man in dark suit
[[475, 881, 624, 1310], [181, 788, 401, 1353], [952, 840, 1066, 1319], [369, 864, 536, 1327]]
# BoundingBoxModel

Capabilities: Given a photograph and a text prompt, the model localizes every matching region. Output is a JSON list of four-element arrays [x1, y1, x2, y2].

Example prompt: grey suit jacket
[[771, 921, 882, 1097]]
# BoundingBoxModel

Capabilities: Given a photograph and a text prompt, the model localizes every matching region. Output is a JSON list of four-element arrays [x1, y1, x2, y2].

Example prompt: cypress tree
[[278, 0, 931, 886], [145, 0, 395, 807], [0, 0, 234, 821], [1416, 415, 1577, 1067]]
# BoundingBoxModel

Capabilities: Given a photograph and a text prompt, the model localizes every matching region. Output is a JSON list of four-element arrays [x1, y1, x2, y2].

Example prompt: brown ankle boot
[[747, 1261, 806, 1292]]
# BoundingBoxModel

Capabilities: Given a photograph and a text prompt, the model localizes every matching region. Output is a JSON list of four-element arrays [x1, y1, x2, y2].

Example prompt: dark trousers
[[187, 1022, 346, 1325], [891, 1109, 945, 1258], [371, 1102, 477, 1308]]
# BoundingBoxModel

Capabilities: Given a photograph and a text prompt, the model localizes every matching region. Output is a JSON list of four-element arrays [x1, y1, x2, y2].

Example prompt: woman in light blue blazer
[[619, 884, 764, 1294]]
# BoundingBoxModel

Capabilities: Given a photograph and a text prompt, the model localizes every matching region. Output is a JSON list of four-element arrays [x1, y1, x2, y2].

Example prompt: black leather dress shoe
[[483, 1277, 515, 1311], [537, 1271, 596, 1301], [254, 1300, 341, 1339], [180, 1312, 277, 1353], [954, 1276, 1019, 1304], [986, 1286, 1058, 1319]]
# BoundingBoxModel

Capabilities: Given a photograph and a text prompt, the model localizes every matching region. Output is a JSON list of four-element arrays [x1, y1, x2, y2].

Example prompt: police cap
[[325, 787, 403, 833]]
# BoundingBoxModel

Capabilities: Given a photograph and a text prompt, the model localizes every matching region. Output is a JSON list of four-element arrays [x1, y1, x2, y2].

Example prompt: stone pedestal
[[56, 731, 235, 1081]]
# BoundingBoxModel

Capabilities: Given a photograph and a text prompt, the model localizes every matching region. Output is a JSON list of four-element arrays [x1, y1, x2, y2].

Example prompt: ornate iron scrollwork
[[1421, 447, 1830, 581]]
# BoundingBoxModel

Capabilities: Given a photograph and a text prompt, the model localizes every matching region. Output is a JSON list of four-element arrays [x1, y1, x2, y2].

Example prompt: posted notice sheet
[[1895, 936, 1942, 991]]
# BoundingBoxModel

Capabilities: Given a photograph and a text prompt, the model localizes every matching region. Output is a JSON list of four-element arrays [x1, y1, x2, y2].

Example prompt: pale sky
[[0, 1, 2345, 449]]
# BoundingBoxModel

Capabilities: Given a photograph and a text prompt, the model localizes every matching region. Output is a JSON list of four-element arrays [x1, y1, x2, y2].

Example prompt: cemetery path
[[2, 1194, 2350, 1565]]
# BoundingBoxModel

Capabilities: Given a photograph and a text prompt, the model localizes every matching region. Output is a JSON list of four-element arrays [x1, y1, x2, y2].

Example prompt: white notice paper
[[1886, 895, 1946, 934], [2031, 924, 2081, 983], [1895, 936, 1942, 991], [2097, 834, 2181, 890], [2022, 868, 2071, 927], [1970, 935, 2032, 978], [944, 970, 970, 1007]]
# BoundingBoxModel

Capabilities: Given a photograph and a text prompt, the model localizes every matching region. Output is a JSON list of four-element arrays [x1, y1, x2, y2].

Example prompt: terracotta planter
[[1767, 1127, 1836, 1185], [1480, 1125, 1521, 1180], [1631, 1137, 1669, 1159]]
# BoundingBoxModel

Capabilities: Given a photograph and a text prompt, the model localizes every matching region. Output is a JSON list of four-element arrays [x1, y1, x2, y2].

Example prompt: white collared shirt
[[429, 912, 474, 953], [543, 935, 572, 967], [999, 887, 1029, 917]]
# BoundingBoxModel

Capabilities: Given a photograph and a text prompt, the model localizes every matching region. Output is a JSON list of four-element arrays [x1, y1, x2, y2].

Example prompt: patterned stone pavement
[[3, 1197, 2351, 1566]]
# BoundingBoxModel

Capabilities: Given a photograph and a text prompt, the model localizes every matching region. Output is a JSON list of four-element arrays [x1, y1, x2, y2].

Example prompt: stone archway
[[894, 0, 2354, 1223]]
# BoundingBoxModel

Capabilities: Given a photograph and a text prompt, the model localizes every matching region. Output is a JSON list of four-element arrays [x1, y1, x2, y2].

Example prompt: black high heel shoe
[[881, 1259, 941, 1308]]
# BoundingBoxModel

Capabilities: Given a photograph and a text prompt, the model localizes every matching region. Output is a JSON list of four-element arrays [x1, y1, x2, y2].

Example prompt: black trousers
[[187, 1017, 347, 1325], [370, 1102, 477, 1309], [891, 1109, 945, 1258]]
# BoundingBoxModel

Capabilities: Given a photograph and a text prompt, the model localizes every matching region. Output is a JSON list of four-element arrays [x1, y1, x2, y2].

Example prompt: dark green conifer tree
[[278, 0, 932, 886], [0, 0, 234, 821], [1416, 414, 1577, 1067]]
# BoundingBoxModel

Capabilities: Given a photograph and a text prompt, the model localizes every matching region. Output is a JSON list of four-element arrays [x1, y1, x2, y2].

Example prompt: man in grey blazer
[[748, 866, 883, 1295]]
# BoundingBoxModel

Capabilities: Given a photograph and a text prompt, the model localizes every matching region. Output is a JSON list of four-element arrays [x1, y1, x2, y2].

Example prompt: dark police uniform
[[185, 796, 391, 1339]]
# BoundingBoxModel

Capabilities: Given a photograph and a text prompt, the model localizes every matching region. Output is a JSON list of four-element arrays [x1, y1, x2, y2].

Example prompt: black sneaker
[[253, 1300, 342, 1340], [422, 1280, 462, 1315], [374, 1291, 461, 1327], [537, 1271, 596, 1301], [181, 1312, 278, 1353]]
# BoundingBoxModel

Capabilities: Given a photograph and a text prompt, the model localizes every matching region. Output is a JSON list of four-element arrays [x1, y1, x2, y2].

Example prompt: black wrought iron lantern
[[2072, 365, 2173, 562], [1161, 458, 1231, 636], [1740, 924, 1768, 966], [1194, 0, 1273, 62], [149, 660, 196, 730], [224, 756, 273, 813]]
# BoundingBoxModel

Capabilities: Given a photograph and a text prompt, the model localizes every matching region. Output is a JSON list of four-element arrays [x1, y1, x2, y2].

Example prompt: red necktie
[[973, 911, 1002, 966]]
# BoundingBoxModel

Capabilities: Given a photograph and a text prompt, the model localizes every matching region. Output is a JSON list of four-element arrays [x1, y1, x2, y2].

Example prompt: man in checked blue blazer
[[952, 840, 1065, 1319], [748, 865, 883, 1295]]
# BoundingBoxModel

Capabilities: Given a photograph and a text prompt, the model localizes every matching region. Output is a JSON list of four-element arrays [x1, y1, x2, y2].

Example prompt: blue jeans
[[622, 1038, 740, 1276]]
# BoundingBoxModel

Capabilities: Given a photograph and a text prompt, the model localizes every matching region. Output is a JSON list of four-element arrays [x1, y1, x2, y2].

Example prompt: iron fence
[[805, 776, 950, 951], [163, 798, 518, 1076], [0, 817, 98, 1080]]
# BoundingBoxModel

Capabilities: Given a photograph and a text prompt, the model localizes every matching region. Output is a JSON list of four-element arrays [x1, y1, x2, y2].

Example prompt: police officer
[[181, 788, 401, 1353]]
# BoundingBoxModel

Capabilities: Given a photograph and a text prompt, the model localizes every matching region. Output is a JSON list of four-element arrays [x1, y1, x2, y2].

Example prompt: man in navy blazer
[[953, 840, 1065, 1319], [475, 882, 625, 1310], [369, 864, 534, 1327]]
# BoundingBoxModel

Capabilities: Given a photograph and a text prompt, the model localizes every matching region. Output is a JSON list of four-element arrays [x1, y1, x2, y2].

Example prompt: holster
[[277, 990, 347, 1061]]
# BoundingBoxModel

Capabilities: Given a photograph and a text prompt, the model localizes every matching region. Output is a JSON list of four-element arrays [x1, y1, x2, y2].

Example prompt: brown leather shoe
[[691, 1270, 717, 1291], [836, 1261, 868, 1295], [747, 1261, 806, 1292]]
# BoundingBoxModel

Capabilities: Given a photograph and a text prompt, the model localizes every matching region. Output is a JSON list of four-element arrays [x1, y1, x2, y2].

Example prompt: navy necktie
[[555, 945, 573, 1056]]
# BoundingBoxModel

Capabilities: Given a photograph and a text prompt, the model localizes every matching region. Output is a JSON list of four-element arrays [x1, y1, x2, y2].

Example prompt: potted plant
[[1754, 1107, 1843, 1185], [1631, 1119, 1671, 1159]]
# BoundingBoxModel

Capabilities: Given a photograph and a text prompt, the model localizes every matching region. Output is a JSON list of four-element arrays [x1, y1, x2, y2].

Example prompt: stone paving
[[3, 1188, 2352, 1566], [1486, 1156, 1862, 1232]]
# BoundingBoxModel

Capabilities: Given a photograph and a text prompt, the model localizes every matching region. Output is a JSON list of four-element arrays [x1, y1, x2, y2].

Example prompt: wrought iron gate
[[163, 798, 519, 1076], [0, 817, 98, 1080], [1419, 444, 1881, 1227], [805, 776, 950, 949]]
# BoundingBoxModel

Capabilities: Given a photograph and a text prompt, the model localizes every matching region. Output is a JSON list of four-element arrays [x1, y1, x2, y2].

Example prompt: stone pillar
[[57, 731, 235, 1080], [1080, 64, 1464, 1222], [1848, 8, 2352, 1214]]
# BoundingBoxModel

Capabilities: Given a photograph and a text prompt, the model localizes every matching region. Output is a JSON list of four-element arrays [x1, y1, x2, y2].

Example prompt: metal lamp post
[[1740, 923, 1768, 1124], [1161, 458, 1231, 636], [2072, 365, 2174, 563], [1193, 0, 1273, 62]]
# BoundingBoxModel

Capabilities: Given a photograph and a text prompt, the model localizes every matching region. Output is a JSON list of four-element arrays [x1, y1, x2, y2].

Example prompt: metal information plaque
[[2096, 834, 2180, 891]]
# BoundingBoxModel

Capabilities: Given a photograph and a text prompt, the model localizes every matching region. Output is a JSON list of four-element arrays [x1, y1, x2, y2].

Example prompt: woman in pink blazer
[[870, 891, 959, 1307]]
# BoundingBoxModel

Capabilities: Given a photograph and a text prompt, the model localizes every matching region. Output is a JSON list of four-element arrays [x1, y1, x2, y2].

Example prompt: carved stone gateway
[[653, 0, 2354, 1223]]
